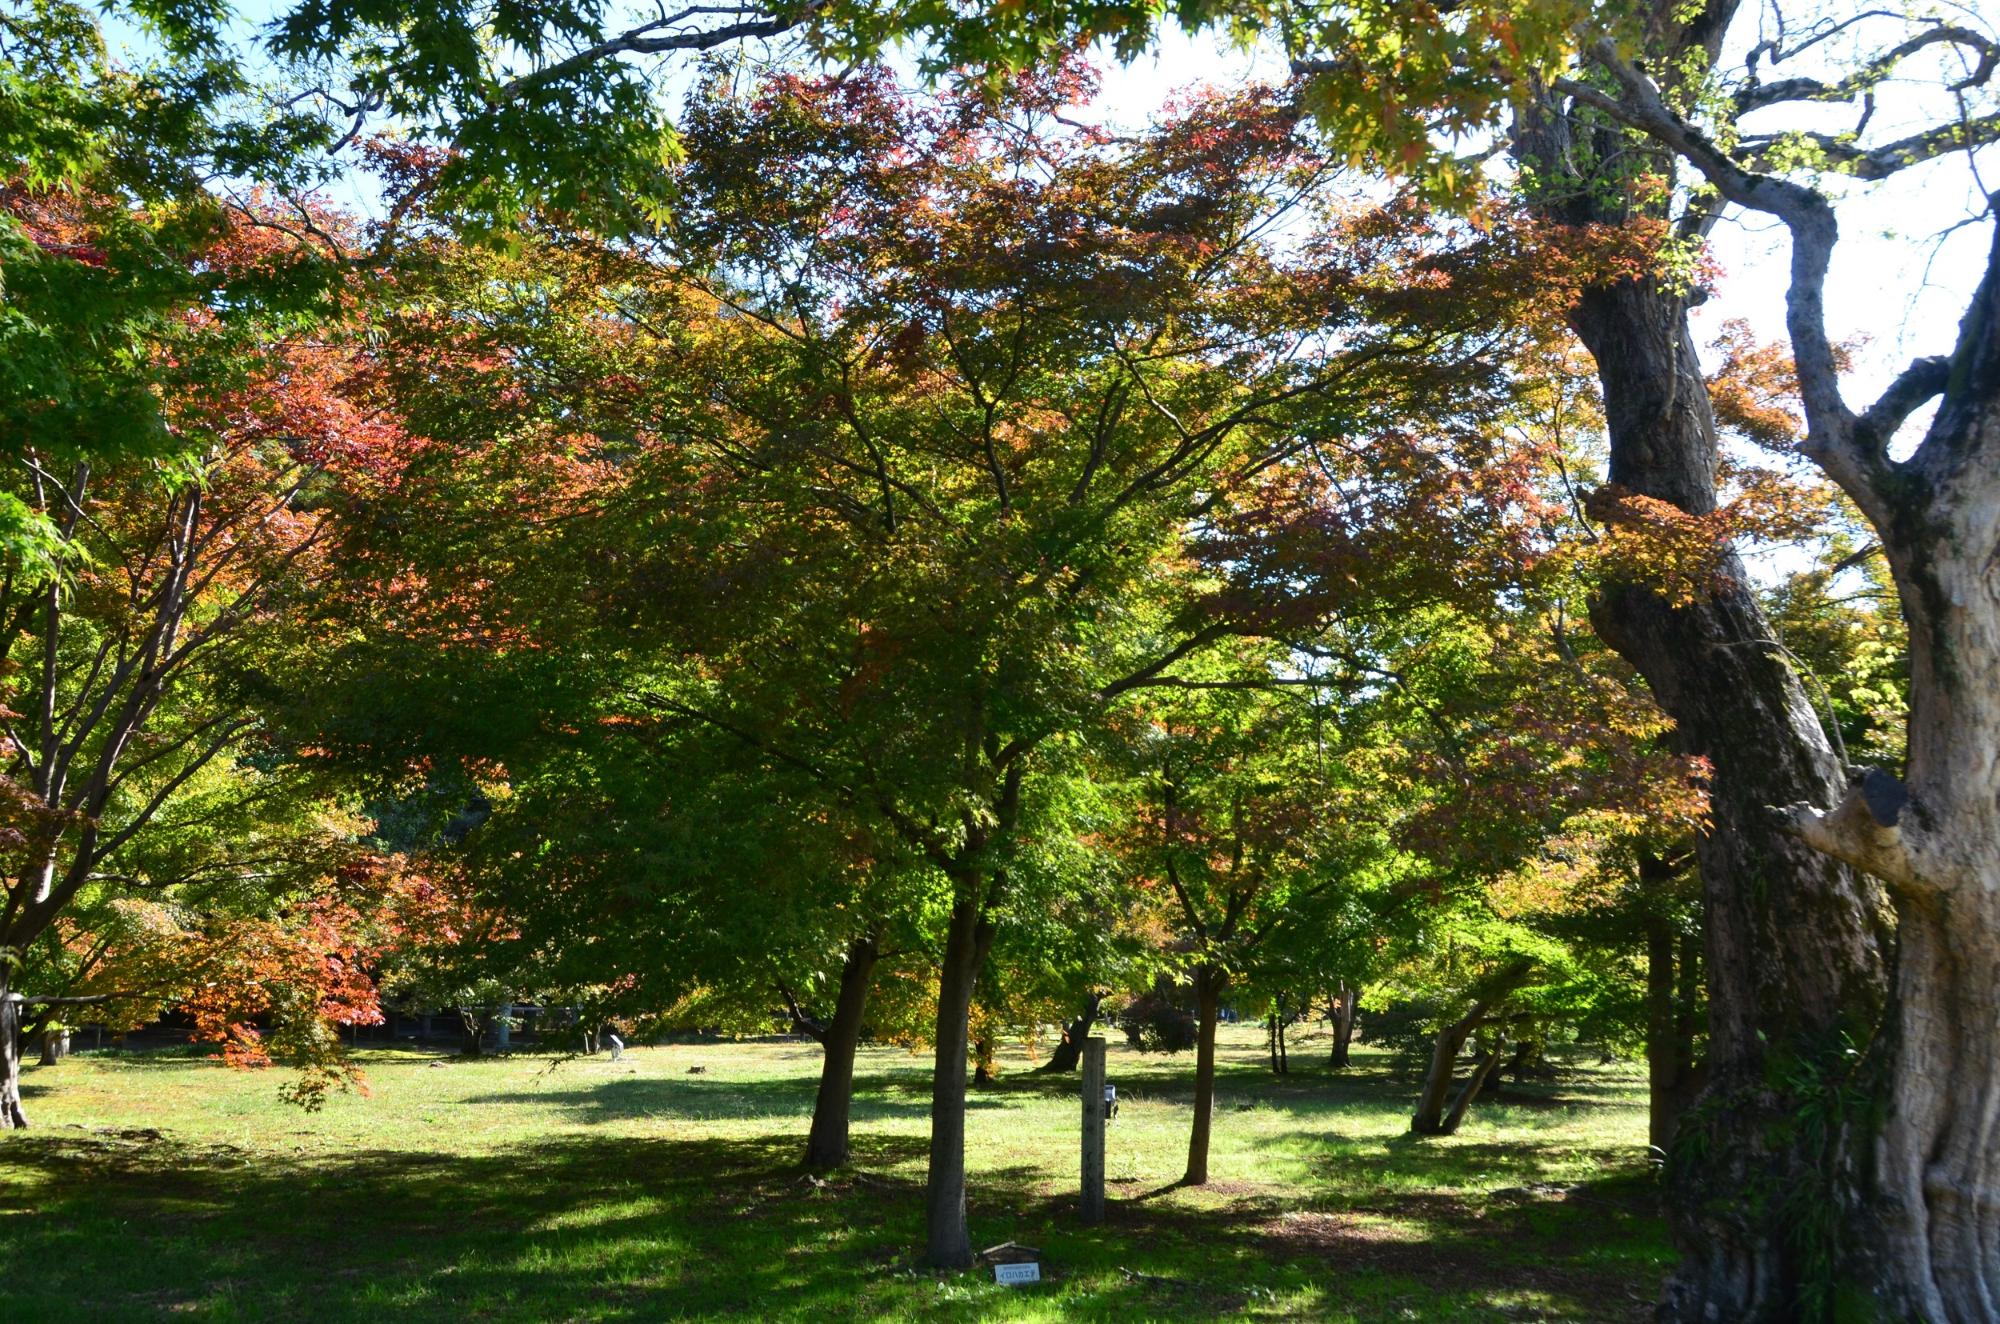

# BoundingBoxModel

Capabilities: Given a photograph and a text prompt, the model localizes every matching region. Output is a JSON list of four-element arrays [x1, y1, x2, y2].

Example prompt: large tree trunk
[[923, 891, 995, 1269], [1572, 277, 1890, 1322], [1782, 222, 2000, 1319], [1035, 992, 1102, 1074], [1183, 965, 1223, 1186], [0, 985, 26, 1130], [803, 935, 878, 1171], [1507, 21, 1894, 1310]]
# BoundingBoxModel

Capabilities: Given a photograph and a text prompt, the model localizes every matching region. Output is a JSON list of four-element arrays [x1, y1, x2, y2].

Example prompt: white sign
[[993, 1262, 1041, 1286]]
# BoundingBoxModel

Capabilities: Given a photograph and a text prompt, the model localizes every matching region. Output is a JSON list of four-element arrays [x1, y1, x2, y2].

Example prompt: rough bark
[[803, 935, 878, 1171], [923, 889, 996, 1269], [1510, 58, 1893, 1311], [1546, 33, 2000, 1311], [1775, 215, 2000, 1321], [1646, 910, 1693, 1155], [0, 986, 26, 1130], [1183, 965, 1223, 1186], [1577, 281, 1889, 1323], [1036, 992, 1102, 1074]]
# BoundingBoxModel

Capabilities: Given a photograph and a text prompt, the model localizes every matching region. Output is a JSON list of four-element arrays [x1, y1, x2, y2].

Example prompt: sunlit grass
[[0, 1025, 1669, 1321]]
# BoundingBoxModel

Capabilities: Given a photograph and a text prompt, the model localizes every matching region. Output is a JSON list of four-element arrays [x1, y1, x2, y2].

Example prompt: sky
[[1087, 26, 1993, 433], [111, 4, 1997, 452]]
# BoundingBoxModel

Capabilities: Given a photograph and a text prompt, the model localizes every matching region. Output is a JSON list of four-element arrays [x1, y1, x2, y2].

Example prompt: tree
[[0, 196, 390, 1124], [1106, 644, 1404, 1184], [1120, 5, 1987, 1310], [325, 60, 1572, 1265], [1470, 17, 2000, 1313]]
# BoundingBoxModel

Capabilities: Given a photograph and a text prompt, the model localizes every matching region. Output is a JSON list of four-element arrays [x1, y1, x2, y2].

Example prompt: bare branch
[[494, 3, 821, 104], [1858, 355, 1953, 446]]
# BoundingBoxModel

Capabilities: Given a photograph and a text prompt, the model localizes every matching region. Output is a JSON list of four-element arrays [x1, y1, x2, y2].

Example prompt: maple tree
[[1104, 644, 1398, 1183], [0, 190, 393, 1127], [307, 59, 1590, 1266]]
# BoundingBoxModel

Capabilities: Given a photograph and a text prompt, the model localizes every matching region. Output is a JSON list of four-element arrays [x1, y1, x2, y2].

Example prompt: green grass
[[0, 1026, 1671, 1321]]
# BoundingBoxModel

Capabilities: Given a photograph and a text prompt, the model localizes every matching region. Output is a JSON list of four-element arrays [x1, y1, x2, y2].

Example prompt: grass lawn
[[0, 1025, 1672, 1322]]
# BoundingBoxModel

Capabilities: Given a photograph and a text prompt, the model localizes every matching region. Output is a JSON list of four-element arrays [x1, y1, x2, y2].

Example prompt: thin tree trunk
[[1183, 965, 1222, 1186], [804, 934, 878, 1171], [1274, 995, 1288, 1075], [1646, 909, 1683, 1155], [923, 890, 994, 1269], [1438, 1035, 1506, 1137], [1328, 983, 1355, 1069], [1035, 992, 1102, 1074]]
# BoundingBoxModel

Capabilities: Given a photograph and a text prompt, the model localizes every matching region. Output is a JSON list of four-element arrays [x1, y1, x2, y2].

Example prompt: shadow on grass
[[0, 1112, 1672, 1324], [462, 1070, 1010, 1125]]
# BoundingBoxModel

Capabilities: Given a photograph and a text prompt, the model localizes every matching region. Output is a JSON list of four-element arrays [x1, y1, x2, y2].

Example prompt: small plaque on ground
[[994, 1262, 1041, 1286]]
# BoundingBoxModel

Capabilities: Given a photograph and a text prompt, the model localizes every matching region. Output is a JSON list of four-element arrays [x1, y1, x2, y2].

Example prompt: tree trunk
[[1646, 910, 1685, 1155], [1412, 1002, 1489, 1136], [1183, 965, 1223, 1186], [457, 1010, 490, 1059], [923, 891, 995, 1269], [804, 934, 878, 1171], [1476, 1039, 1537, 1103], [1575, 283, 1889, 1320], [1274, 995, 1288, 1074], [1328, 983, 1355, 1069], [1413, 963, 1532, 1136], [0, 985, 26, 1130], [1510, 49, 1894, 1314], [38, 1027, 68, 1066], [1780, 231, 2000, 1316], [1437, 1036, 1507, 1137], [971, 1023, 996, 1086], [1035, 992, 1102, 1074]]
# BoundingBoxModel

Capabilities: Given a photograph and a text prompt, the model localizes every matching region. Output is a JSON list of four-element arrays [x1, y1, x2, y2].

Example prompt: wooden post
[[1081, 1036, 1106, 1224]]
